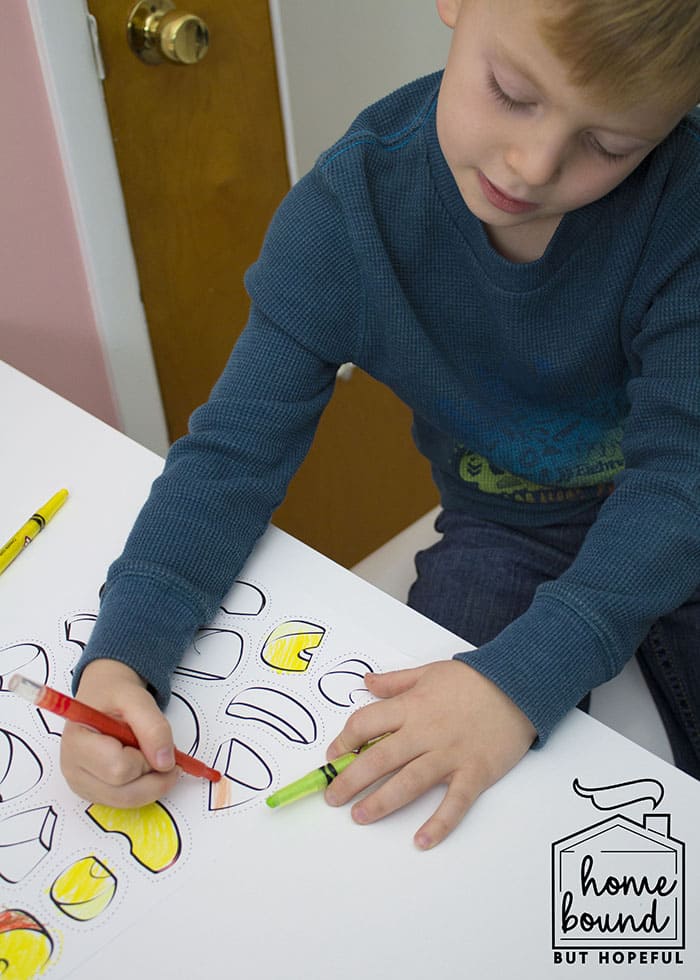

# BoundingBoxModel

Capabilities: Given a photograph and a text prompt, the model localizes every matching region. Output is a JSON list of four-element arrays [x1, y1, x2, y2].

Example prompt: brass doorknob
[[127, 1, 209, 65]]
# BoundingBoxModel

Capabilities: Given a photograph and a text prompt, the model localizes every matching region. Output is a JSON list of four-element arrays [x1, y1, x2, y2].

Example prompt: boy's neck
[[485, 215, 563, 263]]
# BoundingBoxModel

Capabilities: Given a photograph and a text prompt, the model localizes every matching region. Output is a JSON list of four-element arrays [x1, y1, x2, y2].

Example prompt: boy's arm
[[71, 170, 361, 707], [72, 310, 342, 701], [464, 238, 700, 744], [61, 172, 362, 805], [62, 311, 344, 806], [321, 192, 700, 848]]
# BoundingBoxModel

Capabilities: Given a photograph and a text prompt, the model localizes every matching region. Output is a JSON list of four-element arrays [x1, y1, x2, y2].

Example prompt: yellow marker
[[0, 489, 68, 577]]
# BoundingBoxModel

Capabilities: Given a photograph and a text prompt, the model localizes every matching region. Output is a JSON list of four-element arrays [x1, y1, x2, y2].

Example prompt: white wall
[[28, 0, 169, 455], [1, 0, 121, 432], [4, 0, 170, 456], [270, 0, 451, 183]]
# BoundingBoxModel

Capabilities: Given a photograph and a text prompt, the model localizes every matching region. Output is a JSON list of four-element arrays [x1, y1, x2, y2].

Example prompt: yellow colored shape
[[50, 856, 117, 921], [0, 908, 53, 979], [86, 801, 181, 873], [260, 620, 325, 672]]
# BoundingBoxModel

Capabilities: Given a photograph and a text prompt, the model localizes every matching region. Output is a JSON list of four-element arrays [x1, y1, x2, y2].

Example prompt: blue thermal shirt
[[75, 73, 700, 743]]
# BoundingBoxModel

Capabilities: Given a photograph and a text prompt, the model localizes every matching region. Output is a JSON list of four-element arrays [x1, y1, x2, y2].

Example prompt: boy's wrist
[[455, 595, 610, 744]]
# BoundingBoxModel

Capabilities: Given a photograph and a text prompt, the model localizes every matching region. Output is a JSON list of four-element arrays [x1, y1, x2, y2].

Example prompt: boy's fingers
[[364, 666, 426, 699], [92, 769, 180, 810], [123, 693, 176, 772], [61, 722, 181, 807], [343, 756, 479, 850], [344, 751, 444, 822], [325, 729, 411, 805], [74, 764, 180, 809], [326, 668, 433, 759], [75, 659, 175, 771], [91, 682, 176, 773], [61, 723, 150, 785], [413, 775, 479, 850], [326, 696, 404, 759]]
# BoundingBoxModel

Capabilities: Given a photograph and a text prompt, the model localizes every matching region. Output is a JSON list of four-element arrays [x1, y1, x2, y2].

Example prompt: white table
[[1, 361, 698, 979]]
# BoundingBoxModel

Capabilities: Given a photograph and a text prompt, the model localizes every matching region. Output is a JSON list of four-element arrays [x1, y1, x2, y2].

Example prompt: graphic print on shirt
[[435, 364, 628, 504], [456, 448, 617, 505]]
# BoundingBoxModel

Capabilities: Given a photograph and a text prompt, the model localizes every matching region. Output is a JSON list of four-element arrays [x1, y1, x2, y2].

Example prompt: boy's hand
[[60, 659, 180, 808], [324, 660, 536, 849]]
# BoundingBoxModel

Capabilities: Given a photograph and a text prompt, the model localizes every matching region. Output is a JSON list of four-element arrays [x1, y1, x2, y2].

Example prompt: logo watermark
[[552, 778, 685, 967]]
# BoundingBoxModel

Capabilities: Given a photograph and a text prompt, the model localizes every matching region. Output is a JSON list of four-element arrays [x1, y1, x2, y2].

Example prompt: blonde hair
[[537, 0, 700, 110]]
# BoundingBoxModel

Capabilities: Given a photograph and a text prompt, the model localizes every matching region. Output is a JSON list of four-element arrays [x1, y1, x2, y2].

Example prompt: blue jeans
[[407, 508, 700, 780]]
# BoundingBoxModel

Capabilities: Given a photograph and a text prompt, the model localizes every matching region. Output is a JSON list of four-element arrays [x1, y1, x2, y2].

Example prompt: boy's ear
[[436, 0, 462, 29]]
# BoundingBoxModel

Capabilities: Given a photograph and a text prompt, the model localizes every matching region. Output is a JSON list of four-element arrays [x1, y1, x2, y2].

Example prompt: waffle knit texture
[[75, 73, 700, 743]]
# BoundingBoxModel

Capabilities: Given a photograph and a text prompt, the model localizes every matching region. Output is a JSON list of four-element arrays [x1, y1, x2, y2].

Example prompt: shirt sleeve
[[72, 171, 363, 705]]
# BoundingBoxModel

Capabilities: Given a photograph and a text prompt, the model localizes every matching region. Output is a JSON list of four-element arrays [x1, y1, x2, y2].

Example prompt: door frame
[[27, 0, 169, 454]]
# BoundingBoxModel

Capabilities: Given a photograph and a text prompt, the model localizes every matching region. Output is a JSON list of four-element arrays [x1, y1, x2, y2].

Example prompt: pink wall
[[0, 0, 119, 427]]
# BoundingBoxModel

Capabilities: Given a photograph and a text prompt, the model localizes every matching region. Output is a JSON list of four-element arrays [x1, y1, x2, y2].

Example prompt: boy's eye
[[586, 134, 629, 164], [487, 72, 531, 112]]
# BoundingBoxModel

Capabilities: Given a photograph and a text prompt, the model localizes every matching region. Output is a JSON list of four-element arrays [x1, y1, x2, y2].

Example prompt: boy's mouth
[[478, 172, 539, 214]]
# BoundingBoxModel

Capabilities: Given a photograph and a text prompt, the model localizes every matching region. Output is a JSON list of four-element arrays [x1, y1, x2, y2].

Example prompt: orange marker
[[9, 674, 221, 783]]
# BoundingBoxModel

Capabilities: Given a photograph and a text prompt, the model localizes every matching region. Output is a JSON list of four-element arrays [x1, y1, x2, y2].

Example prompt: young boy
[[62, 0, 700, 850]]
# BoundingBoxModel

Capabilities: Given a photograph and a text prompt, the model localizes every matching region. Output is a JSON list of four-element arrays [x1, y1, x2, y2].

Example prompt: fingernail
[[156, 748, 174, 769], [415, 832, 432, 850], [353, 806, 369, 824]]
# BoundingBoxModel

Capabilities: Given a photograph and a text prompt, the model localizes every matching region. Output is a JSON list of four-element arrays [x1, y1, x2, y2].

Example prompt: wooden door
[[89, 0, 438, 567]]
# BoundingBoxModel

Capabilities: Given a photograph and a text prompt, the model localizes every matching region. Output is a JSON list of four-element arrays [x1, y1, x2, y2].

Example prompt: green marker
[[266, 739, 384, 809]]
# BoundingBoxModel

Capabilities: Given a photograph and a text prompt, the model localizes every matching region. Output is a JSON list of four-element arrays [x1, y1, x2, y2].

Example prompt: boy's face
[[436, 0, 686, 260]]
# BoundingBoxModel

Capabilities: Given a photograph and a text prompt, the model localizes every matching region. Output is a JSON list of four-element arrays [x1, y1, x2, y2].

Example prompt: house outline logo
[[552, 778, 685, 966]]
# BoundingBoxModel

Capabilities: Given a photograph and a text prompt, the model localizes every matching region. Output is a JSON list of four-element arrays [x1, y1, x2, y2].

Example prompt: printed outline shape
[[0, 908, 54, 979], [317, 658, 374, 707], [168, 691, 200, 756], [175, 628, 243, 681], [225, 686, 318, 744], [50, 855, 117, 922], [63, 613, 98, 651], [0, 729, 43, 804], [86, 801, 182, 874], [260, 620, 325, 673], [36, 707, 65, 738], [209, 737, 273, 811], [0, 644, 49, 692], [220, 580, 267, 617], [0, 805, 57, 883]]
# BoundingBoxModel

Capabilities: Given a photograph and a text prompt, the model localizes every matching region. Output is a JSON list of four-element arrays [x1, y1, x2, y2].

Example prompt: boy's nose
[[505, 138, 564, 188]]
